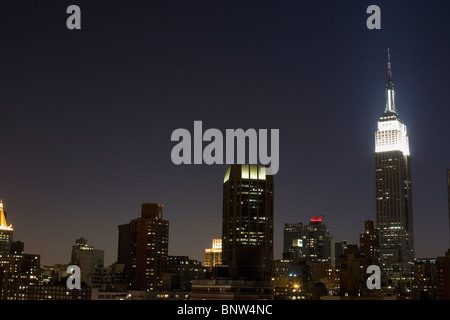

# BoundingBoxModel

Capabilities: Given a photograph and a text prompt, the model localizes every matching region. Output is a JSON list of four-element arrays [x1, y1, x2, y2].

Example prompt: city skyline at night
[[0, 0, 449, 275]]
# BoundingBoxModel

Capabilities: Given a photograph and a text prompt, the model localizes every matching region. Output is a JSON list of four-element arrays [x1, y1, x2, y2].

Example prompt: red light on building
[[310, 215, 324, 222]]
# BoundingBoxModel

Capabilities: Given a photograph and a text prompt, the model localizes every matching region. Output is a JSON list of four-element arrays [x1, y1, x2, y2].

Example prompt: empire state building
[[374, 49, 414, 281]]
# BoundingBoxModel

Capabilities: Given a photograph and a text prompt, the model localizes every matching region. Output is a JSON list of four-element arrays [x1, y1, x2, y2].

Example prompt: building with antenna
[[374, 49, 415, 284]]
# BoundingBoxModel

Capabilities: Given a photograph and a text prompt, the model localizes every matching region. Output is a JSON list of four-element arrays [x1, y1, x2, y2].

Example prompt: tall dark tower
[[222, 164, 274, 282], [447, 169, 450, 247], [303, 215, 331, 263], [127, 203, 169, 291], [374, 49, 414, 281], [283, 223, 303, 260], [359, 220, 379, 267]]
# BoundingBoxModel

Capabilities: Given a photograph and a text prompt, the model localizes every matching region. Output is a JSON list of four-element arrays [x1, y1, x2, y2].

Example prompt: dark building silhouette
[[222, 164, 274, 282], [10, 241, 24, 254], [359, 220, 379, 268], [374, 50, 414, 281], [302, 216, 331, 263], [0, 201, 42, 300], [164, 256, 208, 290], [436, 171, 450, 300], [70, 238, 104, 286], [337, 245, 366, 296], [437, 250, 450, 300], [117, 223, 132, 273], [119, 203, 169, 291], [9, 241, 40, 276], [448, 169, 450, 247], [283, 223, 303, 260], [331, 239, 348, 268], [412, 258, 437, 300]]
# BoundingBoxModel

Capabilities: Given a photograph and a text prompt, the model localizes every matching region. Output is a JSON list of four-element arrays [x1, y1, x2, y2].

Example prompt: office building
[[412, 258, 437, 300], [437, 250, 450, 300], [302, 215, 331, 263], [222, 164, 274, 282], [41, 264, 69, 284], [283, 223, 303, 260], [374, 49, 414, 280], [0, 202, 42, 300], [2, 240, 41, 300], [190, 166, 274, 300], [337, 245, 366, 296], [164, 256, 207, 290], [359, 220, 379, 268], [117, 223, 132, 273], [331, 238, 347, 268], [70, 238, 104, 286], [204, 239, 222, 270], [272, 259, 309, 300], [127, 203, 169, 291], [9, 241, 40, 278]]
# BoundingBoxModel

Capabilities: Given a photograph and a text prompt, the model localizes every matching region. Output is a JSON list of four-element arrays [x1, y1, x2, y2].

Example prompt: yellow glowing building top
[[223, 165, 267, 183], [0, 199, 13, 231], [204, 239, 222, 268]]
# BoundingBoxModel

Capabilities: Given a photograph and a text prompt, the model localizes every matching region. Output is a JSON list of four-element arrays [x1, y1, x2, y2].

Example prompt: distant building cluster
[[0, 163, 449, 300]]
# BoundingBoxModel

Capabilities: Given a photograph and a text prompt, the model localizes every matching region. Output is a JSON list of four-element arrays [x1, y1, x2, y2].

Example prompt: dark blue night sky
[[0, 0, 449, 266]]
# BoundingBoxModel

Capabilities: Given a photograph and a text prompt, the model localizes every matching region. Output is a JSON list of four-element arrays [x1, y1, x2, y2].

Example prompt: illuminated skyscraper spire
[[0, 199, 13, 230], [0, 198, 13, 271], [385, 48, 397, 114], [376, 49, 409, 156]]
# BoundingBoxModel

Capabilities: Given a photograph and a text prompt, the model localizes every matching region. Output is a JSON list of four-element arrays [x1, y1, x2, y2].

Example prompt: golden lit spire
[[0, 199, 13, 231]]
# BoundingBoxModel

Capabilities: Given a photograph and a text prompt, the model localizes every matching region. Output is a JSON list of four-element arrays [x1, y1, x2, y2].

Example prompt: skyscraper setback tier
[[374, 49, 414, 280], [222, 164, 274, 282]]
